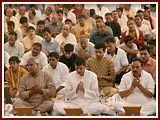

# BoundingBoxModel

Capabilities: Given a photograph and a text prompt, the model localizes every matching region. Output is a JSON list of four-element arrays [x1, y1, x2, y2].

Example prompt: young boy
[[119, 35, 138, 63], [59, 43, 79, 72], [5, 56, 28, 98]]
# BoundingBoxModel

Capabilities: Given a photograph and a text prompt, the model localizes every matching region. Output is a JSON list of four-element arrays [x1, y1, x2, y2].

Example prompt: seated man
[[86, 42, 117, 98], [15, 57, 56, 115], [42, 52, 69, 96], [54, 57, 109, 115], [112, 58, 156, 116], [104, 36, 129, 84], [20, 42, 48, 70], [5, 56, 28, 98], [74, 34, 95, 60]]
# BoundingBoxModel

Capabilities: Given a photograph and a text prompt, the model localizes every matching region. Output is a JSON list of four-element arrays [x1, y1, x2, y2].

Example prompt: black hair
[[74, 57, 86, 66], [56, 9, 63, 14], [48, 52, 59, 60], [139, 45, 151, 54], [150, 4, 156, 8], [105, 12, 112, 17], [105, 36, 115, 44], [124, 35, 134, 44], [95, 16, 103, 21], [132, 57, 142, 66], [42, 27, 51, 33], [37, 20, 45, 26], [7, 21, 15, 27], [64, 43, 74, 52], [32, 42, 42, 50], [8, 31, 17, 40], [116, 7, 123, 12], [94, 42, 106, 52], [147, 39, 156, 47], [136, 10, 144, 14], [90, 9, 95, 17], [64, 19, 72, 23], [19, 16, 28, 24], [29, 8, 36, 16], [63, 4, 71, 10], [9, 56, 20, 63], [27, 26, 35, 32]]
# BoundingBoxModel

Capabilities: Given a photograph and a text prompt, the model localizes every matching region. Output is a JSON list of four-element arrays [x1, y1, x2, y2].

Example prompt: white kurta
[[111, 70, 156, 116], [55, 33, 77, 46], [4, 41, 24, 59], [20, 51, 48, 70], [42, 62, 69, 89], [53, 70, 110, 115]]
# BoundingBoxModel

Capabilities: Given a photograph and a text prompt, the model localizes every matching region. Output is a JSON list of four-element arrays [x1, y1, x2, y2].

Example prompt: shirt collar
[[107, 47, 118, 55]]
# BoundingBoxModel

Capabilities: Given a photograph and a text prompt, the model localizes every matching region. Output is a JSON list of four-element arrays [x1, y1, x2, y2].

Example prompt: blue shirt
[[41, 37, 60, 55], [90, 31, 113, 44]]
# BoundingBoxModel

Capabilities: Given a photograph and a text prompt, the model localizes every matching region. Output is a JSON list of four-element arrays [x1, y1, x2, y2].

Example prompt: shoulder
[[87, 57, 96, 62], [22, 51, 31, 57], [117, 48, 126, 54], [85, 69, 97, 77], [58, 62, 68, 68]]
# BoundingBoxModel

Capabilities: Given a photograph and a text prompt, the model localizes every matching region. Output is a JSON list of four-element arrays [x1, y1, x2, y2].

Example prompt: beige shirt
[[19, 71, 56, 107]]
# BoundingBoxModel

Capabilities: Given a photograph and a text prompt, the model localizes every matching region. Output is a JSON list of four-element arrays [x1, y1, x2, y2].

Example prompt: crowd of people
[[3, 3, 157, 116]]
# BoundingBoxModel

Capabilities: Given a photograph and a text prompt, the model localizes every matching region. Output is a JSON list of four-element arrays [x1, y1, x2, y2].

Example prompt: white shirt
[[63, 11, 76, 24], [123, 7, 136, 18], [20, 23, 35, 37], [4, 41, 24, 59], [42, 62, 69, 88], [20, 51, 48, 70], [142, 19, 152, 32], [104, 48, 129, 72], [120, 14, 128, 24], [119, 70, 154, 105], [74, 42, 95, 57], [95, 6, 109, 22], [137, 24, 151, 36], [66, 69, 99, 101], [15, 13, 28, 24], [22, 35, 43, 50], [117, 18, 128, 33], [55, 33, 77, 46], [4, 51, 10, 68]]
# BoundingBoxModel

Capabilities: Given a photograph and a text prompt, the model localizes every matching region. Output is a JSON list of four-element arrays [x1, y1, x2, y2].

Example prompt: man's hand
[[78, 48, 84, 57], [10, 88, 17, 98], [97, 74, 103, 80], [29, 85, 43, 96], [131, 77, 140, 88], [76, 82, 85, 93]]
